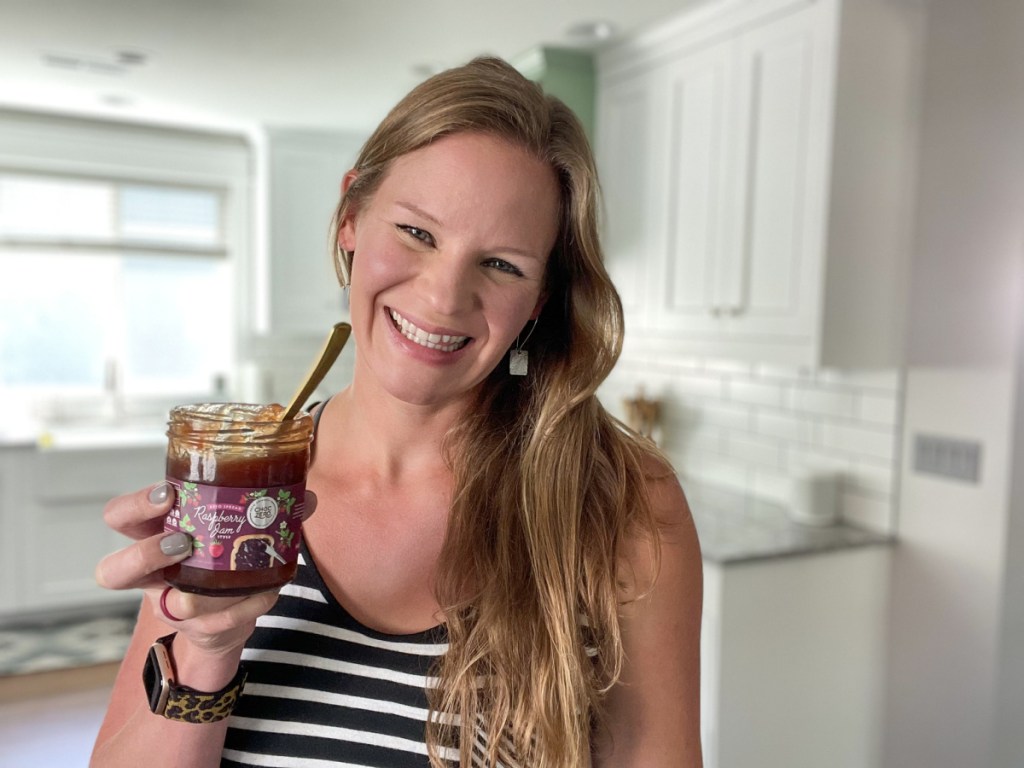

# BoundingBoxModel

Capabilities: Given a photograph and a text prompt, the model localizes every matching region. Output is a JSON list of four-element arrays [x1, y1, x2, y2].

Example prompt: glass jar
[[163, 403, 314, 596]]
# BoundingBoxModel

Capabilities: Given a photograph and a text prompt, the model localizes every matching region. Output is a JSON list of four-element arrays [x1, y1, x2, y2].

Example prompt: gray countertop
[[685, 482, 892, 564], [0, 422, 166, 450]]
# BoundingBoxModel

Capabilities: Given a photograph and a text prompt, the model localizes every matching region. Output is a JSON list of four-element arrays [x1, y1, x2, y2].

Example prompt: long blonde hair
[[329, 56, 662, 767]]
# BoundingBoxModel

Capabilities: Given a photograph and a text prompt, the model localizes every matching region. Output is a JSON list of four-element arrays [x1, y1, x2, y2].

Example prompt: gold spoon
[[281, 322, 352, 420]]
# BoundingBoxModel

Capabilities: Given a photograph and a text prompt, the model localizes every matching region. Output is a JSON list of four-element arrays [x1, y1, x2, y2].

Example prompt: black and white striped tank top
[[221, 543, 455, 767], [221, 403, 528, 767]]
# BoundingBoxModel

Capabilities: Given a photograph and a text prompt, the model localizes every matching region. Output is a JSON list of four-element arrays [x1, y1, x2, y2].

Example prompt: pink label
[[164, 479, 306, 571]]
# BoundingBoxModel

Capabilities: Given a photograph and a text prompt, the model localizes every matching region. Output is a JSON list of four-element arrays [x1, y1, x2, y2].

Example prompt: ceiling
[[0, 0, 698, 136]]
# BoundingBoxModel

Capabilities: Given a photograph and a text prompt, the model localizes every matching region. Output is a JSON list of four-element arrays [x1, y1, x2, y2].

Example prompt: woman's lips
[[388, 308, 471, 353]]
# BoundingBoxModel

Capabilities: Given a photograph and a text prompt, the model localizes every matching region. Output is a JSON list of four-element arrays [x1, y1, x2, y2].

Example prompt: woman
[[92, 56, 702, 767]]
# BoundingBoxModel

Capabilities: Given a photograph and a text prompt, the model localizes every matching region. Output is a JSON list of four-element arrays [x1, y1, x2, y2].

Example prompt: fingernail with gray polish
[[160, 532, 192, 557], [148, 482, 170, 505]]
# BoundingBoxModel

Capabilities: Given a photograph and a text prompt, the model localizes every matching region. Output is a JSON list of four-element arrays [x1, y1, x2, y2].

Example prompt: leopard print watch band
[[143, 633, 248, 724]]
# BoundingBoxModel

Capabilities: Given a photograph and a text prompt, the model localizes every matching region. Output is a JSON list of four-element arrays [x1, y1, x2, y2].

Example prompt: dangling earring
[[510, 319, 539, 376]]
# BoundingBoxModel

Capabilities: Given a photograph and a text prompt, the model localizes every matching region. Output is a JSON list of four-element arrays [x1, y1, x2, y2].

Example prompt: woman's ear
[[337, 170, 360, 252], [530, 294, 547, 321], [340, 169, 359, 196]]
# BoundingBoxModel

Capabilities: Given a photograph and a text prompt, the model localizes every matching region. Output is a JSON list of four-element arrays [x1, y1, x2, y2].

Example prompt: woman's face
[[339, 131, 560, 410]]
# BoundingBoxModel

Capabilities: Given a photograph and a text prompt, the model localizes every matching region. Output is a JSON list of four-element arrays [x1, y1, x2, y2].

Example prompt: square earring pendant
[[509, 349, 528, 376]]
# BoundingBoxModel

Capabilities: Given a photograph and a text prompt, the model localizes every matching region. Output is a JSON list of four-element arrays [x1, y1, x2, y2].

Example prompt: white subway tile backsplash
[[606, 354, 904, 534], [677, 455, 750, 493], [699, 402, 755, 431], [819, 421, 897, 463], [754, 363, 814, 382], [726, 378, 787, 408], [753, 410, 815, 444], [815, 368, 902, 392], [673, 372, 727, 401], [789, 384, 858, 418], [667, 424, 724, 457], [786, 449, 854, 476], [751, 468, 794, 505], [859, 392, 901, 425], [722, 433, 784, 469], [703, 358, 755, 376]]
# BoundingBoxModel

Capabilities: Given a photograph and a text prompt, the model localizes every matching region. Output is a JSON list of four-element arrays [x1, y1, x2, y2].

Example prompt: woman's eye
[[397, 224, 434, 246], [483, 258, 525, 278]]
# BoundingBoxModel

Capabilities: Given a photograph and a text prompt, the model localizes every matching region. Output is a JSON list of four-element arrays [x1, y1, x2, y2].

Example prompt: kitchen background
[[0, 0, 1022, 766]]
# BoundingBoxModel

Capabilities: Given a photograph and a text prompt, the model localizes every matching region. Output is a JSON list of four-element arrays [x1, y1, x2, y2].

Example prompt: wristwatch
[[142, 633, 247, 723]]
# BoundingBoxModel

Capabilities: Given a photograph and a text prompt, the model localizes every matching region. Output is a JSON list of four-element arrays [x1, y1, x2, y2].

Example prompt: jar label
[[164, 479, 306, 571]]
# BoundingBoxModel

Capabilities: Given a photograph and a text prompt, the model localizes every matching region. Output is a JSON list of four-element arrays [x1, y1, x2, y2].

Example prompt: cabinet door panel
[[0, 449, 29, 613], [725, 8, 822, 338], [26, 499, 126, 609], [597, 74, 658, 322], [654, 42, 734, 332], [36, 446, 163, 502], [14, 445, 163, 615]]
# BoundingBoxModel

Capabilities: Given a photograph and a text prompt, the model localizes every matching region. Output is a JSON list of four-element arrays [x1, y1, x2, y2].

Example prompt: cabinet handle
[[710, 306, 723, 317], [728, 305, 743, 316]]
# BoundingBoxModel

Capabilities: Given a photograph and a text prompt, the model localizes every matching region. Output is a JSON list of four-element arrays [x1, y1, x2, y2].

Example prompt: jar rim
[[167, 402, 313, 447]]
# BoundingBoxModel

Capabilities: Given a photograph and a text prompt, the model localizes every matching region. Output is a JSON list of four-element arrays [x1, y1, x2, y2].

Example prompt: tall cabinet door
[[596, 68, 663, 329], [719, 6, 827, 341], [650, 39, 735, 334]]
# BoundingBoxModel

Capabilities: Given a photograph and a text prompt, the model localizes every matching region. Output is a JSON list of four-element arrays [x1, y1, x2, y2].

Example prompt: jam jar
[[163, 403, 314, 596]]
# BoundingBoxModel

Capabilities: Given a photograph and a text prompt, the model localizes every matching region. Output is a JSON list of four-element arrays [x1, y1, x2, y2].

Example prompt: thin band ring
[[159, 586, 184, 622]]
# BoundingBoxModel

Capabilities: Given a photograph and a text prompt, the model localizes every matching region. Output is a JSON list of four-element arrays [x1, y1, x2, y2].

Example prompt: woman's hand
[[95, 481, 316, 659]]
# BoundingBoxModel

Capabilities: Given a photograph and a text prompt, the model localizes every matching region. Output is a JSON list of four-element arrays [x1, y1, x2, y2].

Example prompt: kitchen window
[[0, 172, 234, 414]]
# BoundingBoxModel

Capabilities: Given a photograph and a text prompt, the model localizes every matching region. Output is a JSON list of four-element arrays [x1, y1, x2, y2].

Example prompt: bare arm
[[89, 483, 291, 768], [592, 471, 704, 767]]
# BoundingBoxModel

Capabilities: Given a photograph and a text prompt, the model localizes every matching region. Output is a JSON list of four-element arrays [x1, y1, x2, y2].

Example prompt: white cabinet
[[599, 72, 660, 321], [597, 0, 922, 367], [0, 443, 163, 620], [645, 20, 821, 340], [655, 39, 733, 334], [0, 448, 25, 614], [264, 129, 365, 337], [701, 547, 890, 768]]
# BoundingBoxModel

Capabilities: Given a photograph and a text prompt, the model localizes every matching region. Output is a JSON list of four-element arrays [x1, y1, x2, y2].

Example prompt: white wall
[[888, 370, 1016, 765], [994, 300, 1024, 766], [882, 0, 1024, 765]]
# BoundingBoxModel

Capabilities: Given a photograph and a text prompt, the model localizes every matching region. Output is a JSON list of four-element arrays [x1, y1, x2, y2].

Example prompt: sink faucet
[[104, 358, 125, 421]]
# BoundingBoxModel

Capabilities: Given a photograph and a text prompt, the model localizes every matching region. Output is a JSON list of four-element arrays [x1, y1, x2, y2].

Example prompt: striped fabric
[[221, 547, 457, 767]]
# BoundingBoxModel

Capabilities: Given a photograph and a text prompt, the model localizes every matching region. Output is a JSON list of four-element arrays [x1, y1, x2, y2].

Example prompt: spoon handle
[[281, 322, 352, 421]]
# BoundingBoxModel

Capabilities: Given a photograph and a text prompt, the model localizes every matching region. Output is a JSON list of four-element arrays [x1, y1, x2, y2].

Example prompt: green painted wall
[[513, 47, 595, 141]]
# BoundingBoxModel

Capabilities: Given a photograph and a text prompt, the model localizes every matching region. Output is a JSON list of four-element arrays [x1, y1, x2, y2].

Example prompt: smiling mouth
[[389, 309, 470, 352]]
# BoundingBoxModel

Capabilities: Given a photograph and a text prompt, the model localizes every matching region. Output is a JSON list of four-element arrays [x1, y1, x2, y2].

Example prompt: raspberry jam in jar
[[163, 403, 314, 596]]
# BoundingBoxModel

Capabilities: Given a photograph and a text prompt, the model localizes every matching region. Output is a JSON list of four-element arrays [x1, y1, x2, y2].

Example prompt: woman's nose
[[418, 253, 478, 316]]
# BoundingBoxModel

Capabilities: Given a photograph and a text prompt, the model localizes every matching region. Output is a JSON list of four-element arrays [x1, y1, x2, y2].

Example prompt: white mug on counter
[[788, 469, 840, 526]]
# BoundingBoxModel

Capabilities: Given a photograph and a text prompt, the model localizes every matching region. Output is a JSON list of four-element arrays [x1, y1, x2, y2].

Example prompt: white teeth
[[389, 309, 469, 353]]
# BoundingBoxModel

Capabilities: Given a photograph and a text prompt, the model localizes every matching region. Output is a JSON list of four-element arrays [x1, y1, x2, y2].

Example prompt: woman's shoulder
[[632, 447, 691, 530], [615, 447, 700, 598]]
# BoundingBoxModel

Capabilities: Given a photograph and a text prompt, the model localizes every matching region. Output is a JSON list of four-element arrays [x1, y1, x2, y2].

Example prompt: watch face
[[143, 643, 171, 715]]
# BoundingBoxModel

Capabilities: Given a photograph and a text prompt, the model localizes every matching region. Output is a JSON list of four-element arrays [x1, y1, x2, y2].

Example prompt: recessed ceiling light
[[565, 20, 616, 43], [116, 50, 148, 67], [40, 48, 147, 75], [411, 62, 445, 79], [100, 93, 134, 108]]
